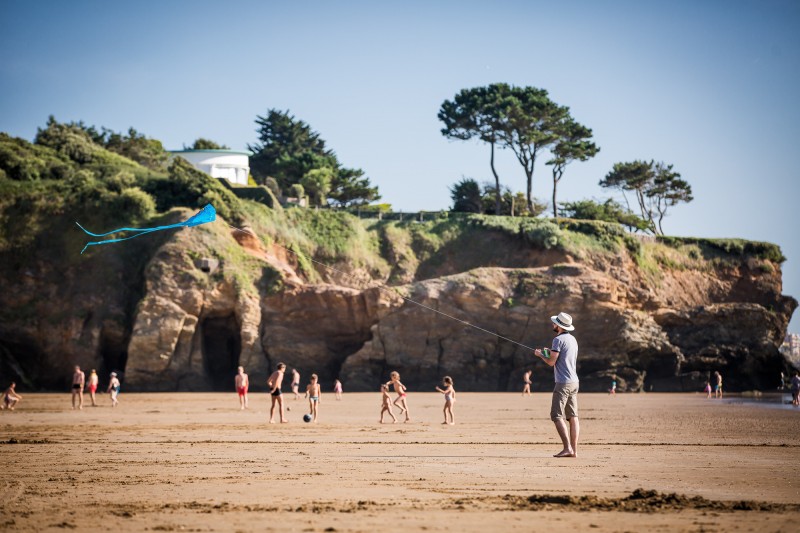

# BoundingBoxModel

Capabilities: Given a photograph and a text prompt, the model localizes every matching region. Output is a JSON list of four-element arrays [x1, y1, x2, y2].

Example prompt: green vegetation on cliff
[[0, 122, 785, 297]]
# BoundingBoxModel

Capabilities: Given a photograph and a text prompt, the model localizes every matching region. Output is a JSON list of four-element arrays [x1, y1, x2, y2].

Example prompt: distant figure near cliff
[[71, 366, 85, 410]]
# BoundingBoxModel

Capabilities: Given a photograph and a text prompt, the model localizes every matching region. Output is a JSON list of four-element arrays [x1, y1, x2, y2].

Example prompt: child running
[[2, 382, 22, 411], [379, 383, 397, 423], [304, 374, 321, 423], [385, 371, 410, 422], [435, 376, 456, 425], [107, 372, 120, 407]]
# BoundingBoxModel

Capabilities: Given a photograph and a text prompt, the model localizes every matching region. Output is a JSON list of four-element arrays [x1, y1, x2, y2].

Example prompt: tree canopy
[[440, 84, 589, 215], [248, 109, 379, 207], [449, 177, 483, 213], [187, 138, 230, 150], [559, 198, 650, 232], [599, 160, 693, 234], [546, 116, 599, 218]]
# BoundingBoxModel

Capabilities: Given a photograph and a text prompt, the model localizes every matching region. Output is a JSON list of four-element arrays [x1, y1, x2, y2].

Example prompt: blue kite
[[76, 204, 216, 254]]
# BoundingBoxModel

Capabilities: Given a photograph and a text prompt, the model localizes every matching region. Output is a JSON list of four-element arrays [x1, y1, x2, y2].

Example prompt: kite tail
[[76, 204, 217, 254], [79, 228, 163, 254]]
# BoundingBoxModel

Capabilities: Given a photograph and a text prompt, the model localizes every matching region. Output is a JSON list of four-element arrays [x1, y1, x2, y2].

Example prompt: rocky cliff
[[1, 203, 795, 393]]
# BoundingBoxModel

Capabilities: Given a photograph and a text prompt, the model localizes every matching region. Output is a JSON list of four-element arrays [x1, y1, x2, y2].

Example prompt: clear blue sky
[[2, 0, 799, 332]]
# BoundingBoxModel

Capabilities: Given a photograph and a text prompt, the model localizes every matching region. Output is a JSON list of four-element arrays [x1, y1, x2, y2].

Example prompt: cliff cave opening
[[201, 315, 242, 391]]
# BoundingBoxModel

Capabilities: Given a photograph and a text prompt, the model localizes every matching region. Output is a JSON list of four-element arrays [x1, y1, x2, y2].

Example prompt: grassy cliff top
[[0, 130, 785, 294]]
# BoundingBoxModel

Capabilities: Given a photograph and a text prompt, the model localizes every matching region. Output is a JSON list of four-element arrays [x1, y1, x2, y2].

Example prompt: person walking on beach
[[107, 372, 120, 407], [2, 382, 22, 411], [379, 384, 397, 423], [291, 368, 301, 400], [386, 371, 410, 422], [71, 366, 85, 410], [267, 363, 287, 423], [304, 374, 321, 423], [235, 366, 249, 410], [436, 376, 456, 425], [791, 371, 800, 406], [534, 311, 580, 458], [609, 377, 617, 396], [704, 381, 712, 399], [87, 369, 99, 407], [334, 379, 343, 400], [714, 371, 723, 399], [522, 370, 532, 396]]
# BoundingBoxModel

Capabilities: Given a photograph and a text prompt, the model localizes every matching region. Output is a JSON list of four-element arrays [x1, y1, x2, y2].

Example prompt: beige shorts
[[550, 382, 579, 421]]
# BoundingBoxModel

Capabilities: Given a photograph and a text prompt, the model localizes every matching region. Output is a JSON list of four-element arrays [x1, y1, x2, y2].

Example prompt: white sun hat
[[550, 312, 575, 331]]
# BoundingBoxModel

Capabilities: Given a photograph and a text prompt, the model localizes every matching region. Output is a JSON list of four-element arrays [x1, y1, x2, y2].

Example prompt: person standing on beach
[[334, 379, 343, 400], [267, 363, 287, 423], [291, 368, 301, 400], [386, 371, 410, 422], [436, 376, 456, 425], [71, 366, 85, 410], [235, 366, 249, 410], [714, 371, 723, 399], [522, 370, 532, 396], [704, 381, 712, 399], [791, 371, 800, 406], [87, 370, 99, 407], [107, 372, 120, 407], [2, 382, 22, 410], [379, 384, 397, 423], [609, 377, 617, 396], [534, 311, 580, 458]]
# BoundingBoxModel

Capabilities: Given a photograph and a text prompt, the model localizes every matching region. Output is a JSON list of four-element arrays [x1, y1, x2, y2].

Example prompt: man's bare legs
[[71, 390, 83, 410], [269, 395, 287, 423], [553, 416, 579, 457]]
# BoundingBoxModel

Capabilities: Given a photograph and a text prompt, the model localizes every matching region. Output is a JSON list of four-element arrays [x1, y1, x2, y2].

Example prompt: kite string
[[226, 223, 536, 352]]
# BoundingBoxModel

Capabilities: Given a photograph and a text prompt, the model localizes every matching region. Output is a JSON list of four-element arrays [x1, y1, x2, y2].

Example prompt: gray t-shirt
[[551, 332, 579, 384]]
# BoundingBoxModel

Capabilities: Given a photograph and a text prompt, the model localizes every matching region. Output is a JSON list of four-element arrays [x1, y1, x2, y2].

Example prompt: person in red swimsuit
[[87, 369, 99, 407], [235, 366, 249, 410]]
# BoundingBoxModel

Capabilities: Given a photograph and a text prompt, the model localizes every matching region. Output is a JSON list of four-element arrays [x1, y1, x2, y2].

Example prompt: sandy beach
[[1, 391, 798, 532]]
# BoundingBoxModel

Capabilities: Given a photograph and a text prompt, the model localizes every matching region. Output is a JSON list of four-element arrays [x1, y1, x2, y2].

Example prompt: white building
[[170, 149, 251, 186]]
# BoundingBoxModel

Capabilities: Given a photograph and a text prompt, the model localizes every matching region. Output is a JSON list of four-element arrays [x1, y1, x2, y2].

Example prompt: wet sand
[[1, 392, 799, 532]]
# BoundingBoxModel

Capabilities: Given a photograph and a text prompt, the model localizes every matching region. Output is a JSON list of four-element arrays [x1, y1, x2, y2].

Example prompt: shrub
[[114, 187, 156, 219]]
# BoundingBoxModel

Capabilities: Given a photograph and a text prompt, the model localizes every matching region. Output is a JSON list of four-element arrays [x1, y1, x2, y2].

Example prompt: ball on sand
[[303, 414, 312, 423]]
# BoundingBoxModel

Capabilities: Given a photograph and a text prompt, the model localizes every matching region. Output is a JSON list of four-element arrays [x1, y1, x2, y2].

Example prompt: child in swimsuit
[[2, 382, 22, 411], [334, 379, 343, 401], [235, 366, 249, 410], [304, 374, 321, 423], [107, 372, 120, 407], [435, 376, 456, 425], [386, 371, 410, 423], [522, 370, 532, 396], [379, 384, 397, 423]]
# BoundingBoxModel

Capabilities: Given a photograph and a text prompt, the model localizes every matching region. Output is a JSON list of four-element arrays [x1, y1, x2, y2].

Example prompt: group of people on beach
[[69, 366, 121, 409], [704, 371, 724, 399], [245, 311, 582, 457]]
